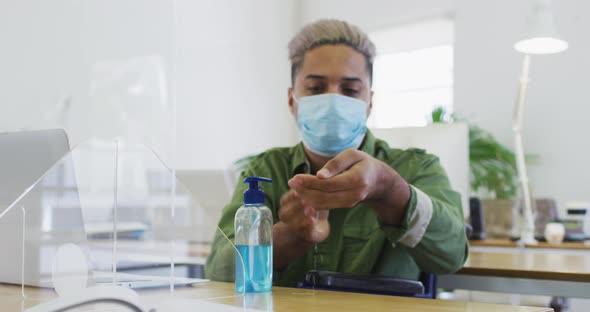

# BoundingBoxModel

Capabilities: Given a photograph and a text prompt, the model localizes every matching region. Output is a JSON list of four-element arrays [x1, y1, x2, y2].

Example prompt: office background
[[0, 0, 588, 217]]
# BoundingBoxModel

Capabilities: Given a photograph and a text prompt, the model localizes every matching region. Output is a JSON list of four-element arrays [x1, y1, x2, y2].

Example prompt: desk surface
[[0, 282, 552, 312], [459, 250, 590, 282], [470, 238, 590, 250]]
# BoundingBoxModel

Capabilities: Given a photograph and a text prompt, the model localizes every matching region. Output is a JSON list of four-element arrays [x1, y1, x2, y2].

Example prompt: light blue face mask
[[294, 93, 369, 157]]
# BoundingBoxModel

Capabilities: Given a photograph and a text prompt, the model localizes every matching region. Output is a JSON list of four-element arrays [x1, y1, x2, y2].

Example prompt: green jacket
[[205, 130, 468, 287]]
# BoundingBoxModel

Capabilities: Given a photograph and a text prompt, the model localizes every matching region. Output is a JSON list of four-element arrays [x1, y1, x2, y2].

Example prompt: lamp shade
[[514, 0, 568, 54]]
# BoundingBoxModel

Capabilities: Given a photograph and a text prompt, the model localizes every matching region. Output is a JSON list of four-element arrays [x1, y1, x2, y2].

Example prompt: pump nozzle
[[243, 177, 272, 205]]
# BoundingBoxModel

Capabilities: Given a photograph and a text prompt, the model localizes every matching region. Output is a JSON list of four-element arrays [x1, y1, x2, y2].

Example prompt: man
[[206, 19, 468, 286]]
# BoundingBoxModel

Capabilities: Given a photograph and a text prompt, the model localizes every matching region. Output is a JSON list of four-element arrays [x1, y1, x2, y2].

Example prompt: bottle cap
[[243, 176, 272, 205]]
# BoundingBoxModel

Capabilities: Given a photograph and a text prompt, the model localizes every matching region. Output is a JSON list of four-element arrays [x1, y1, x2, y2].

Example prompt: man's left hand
[[287, 148, 411, 225]]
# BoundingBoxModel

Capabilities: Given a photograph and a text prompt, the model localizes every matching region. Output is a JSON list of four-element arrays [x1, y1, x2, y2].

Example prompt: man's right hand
[[278, 189, 330, 243], [273, 189, 330, 269]]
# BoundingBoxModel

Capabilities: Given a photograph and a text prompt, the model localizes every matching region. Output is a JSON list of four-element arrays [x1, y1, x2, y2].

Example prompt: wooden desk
[[469, 238, 590, 250], [0, 282, 553, 311], [92, 239, 590, 299], [439, 248, 590, 298], [461, 251, 590, 282]]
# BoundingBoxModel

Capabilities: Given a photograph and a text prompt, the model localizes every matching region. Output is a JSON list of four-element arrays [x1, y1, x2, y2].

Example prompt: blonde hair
[[288, 19, 376, 86]]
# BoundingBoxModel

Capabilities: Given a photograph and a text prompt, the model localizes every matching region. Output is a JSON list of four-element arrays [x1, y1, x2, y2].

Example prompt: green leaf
[[443, 113, 520, 199], [431, 107, 445, 123]]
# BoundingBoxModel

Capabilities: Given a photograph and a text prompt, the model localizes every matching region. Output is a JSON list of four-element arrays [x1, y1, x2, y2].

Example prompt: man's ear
[[288, 87, 296, 116]]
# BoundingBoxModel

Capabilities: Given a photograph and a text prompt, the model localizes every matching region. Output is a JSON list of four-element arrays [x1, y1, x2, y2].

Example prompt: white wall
[[2, 1, 588, 212], [0, 0, 299, 171], [0, 0, 182, 232], [0, 0, 176, 163], [300, 0, 590, 214], [173, 0, 299, 170], [454, 0, 590, 213], [300, 0, 455, 32]]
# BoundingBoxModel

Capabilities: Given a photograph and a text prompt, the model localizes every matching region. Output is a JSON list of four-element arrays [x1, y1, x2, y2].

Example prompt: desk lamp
[[513, 0, 568, 244]]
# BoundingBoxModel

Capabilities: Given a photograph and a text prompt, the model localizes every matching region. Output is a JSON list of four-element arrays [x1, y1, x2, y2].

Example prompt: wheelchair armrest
[[300, 270, 425, 297]]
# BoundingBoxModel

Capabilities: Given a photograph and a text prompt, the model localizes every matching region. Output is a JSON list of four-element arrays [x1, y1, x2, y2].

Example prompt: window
[[368, 17, 454, 128]]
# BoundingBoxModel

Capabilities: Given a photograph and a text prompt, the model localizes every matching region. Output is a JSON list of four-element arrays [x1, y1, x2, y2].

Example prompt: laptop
[[0, 129, 206, 288]]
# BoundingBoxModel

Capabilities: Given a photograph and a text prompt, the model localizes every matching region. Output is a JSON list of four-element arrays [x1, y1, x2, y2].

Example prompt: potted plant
[[430, 107, 518, 199], [431, 107, 522, 238]]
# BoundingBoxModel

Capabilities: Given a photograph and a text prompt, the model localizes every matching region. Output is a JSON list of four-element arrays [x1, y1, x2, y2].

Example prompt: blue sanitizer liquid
[[235, 244, 272, 293]]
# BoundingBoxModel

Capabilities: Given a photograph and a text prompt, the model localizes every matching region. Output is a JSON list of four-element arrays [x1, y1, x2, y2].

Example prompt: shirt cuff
[[380, 185, 433, 248], [398, 186, 433, 247]]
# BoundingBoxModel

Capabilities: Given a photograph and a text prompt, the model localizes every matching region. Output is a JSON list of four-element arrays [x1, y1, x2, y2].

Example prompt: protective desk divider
[[0, 138, 246, 309], [88, 54, 176, 169], [0, 204, 26, 299]]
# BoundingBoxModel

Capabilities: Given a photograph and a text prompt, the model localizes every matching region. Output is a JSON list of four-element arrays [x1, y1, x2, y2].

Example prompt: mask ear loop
[[291, 93, 300, 105]]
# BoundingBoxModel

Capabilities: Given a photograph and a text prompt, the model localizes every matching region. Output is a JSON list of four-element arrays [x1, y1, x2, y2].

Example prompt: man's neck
[[303, 146, 332, 175]]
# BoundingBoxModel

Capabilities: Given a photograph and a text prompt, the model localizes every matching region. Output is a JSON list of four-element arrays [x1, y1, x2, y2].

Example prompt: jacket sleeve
[[380, 154, 469, 274]]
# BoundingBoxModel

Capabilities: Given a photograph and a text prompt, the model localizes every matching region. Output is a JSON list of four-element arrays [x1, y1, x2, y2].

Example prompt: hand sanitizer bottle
[[235, 176, 273, 293]]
